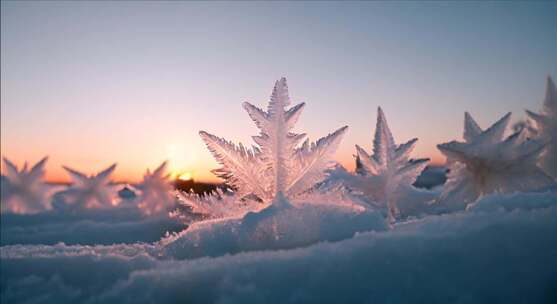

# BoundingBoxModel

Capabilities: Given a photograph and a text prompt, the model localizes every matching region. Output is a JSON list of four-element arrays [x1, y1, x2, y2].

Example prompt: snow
[[2, 191, 556, 304], [2, 77, 557, 303], [0, 205, 186, 246], [163, 192, 386, 259]]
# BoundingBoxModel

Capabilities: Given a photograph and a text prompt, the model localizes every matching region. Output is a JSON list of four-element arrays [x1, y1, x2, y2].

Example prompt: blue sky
[[1, 1, 556, 182]]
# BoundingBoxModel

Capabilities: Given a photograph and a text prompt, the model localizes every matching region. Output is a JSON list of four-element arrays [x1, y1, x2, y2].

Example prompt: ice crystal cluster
[[342, 108, 429, 221], [181, 77, 348, 219], [1, 157, 49, 214], [436, 111, 554, 209], [136, 161, 175, 215], [58, 164, 118, 209]]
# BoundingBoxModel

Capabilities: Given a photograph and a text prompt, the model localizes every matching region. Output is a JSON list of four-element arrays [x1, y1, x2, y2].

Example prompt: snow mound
[[470, 186, 557, 212], [2, 191, 557, 304], [163, 193, 387, 259], [1, 205, 186, 246]]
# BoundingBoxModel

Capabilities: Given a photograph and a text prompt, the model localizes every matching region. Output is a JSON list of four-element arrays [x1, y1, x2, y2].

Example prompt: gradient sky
[[1, 1, 556, 183]]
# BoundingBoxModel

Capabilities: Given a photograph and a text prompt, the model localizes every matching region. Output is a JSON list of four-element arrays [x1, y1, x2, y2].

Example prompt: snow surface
[[2, 191, 556, 304], [164, 193, 386, 259], [0, 205, 186, 246]]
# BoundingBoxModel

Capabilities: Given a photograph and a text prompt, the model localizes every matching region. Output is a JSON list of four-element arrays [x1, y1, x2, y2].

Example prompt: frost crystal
[[343, 107, 428, 221], [137, 161, 175, 215], [526, 76, 557, 179], [437, 112, 554, 209], [1, 157, 49, 214], [200, 78, 348, 203], [174, 188, 265, 221], [61, 164, 118, 209]]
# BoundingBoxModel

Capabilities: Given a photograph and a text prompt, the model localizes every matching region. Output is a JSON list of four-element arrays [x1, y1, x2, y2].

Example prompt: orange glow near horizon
[[1, 148, 447, 184], [2, 1, 555, 187], [176, 171, 193, 181]]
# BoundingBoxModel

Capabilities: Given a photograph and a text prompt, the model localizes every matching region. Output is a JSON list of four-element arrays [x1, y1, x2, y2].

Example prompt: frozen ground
[[1, 189, 556, 304]]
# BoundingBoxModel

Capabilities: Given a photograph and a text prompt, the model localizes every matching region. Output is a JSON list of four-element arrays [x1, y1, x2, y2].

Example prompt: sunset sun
[[177, 171, 193, 181]]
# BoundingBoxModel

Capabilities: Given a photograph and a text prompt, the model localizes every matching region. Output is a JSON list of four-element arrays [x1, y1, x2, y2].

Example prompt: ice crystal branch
[[200, 78, 348, 203]]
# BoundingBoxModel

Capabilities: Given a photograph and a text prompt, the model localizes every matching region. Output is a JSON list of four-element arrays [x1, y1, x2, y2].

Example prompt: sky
[[1, 1, 556, 183]]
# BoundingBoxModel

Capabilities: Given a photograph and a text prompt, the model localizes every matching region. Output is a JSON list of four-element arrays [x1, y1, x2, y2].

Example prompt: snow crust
[[2, 191, 556, 304], [0, 205, 186, 246]]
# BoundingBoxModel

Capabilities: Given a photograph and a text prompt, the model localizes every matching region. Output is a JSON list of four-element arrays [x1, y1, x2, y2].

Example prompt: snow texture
[[0, 205, 186, 246], [2, 192, 556, 304], [526, 76, 557, 178], [436, 112, 554, 210], [1, 157, 50, 214], [163, 192, 385, 259]]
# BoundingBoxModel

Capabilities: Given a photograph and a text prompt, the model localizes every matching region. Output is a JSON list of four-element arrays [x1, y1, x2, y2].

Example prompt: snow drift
[[164, 193, 387, 259], [0, 205, 186, 246], [2, 191, 556, 304]]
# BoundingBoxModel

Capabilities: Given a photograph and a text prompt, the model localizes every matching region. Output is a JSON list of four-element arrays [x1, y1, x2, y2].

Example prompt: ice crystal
[[200, 78, 348, 203], [174, 188, 264, 221], [437, 112, 554, 209], [1, 157, 49, 214], [61, 164, 118, 209], [137, 161, 175, 215], [526, 76, 557, 179], [343, 107, 428, 221]]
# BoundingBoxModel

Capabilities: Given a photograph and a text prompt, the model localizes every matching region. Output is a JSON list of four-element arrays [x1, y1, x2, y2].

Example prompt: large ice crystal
[[526, 76, 557, 179], [200, 77, 348, 204], [436, 112, 554, 209], [165, 79, 384, 254], [1, 157, 49, 214]]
